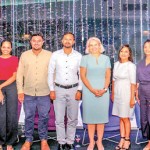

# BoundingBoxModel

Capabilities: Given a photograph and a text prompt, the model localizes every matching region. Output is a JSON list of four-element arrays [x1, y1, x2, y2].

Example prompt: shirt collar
[[61, 48, 74, 55]]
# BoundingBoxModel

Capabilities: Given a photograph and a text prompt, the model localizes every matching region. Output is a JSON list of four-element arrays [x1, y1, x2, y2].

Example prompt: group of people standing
[[0, 31, 150, 150]]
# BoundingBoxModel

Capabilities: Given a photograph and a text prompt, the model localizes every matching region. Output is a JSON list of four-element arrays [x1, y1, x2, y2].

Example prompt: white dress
[[112, 61, 136, 118]]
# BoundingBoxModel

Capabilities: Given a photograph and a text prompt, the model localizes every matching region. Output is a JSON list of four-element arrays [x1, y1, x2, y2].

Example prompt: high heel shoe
[[122, 138, 131, 150], [115, 137, 125, 150]]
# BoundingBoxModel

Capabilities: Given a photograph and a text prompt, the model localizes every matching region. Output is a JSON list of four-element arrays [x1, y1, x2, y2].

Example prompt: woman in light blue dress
[[80, 37, 111, 150]]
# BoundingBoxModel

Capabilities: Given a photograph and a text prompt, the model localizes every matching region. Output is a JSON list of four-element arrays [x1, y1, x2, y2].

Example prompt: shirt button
[[66, 79, 68, 80], [66, 67, 67, 68]]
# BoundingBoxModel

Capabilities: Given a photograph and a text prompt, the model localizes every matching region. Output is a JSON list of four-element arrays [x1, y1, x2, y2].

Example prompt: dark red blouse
[[0, 56, 18, 80]]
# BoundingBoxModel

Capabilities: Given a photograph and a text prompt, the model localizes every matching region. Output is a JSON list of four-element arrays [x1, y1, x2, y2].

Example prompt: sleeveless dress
[[80, 54, 111, 124]]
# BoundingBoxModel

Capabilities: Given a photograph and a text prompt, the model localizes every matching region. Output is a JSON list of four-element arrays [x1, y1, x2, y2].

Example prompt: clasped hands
[[91, 89, 106, 97]]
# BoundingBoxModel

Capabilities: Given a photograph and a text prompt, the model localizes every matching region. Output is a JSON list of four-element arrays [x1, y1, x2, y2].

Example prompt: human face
[[62, 34, 75, 48], [88, 40, 101, 54], [119, 47, 130, 62], [30, 36, 44, 51], [144, 42, 150, 56], [1, 41, 12, 56]]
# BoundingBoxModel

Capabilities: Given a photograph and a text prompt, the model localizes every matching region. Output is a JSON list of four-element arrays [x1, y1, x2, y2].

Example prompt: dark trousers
[[0, 81, 18, 146], [23, 95, 50, 142], [139, 85, 150, 140]]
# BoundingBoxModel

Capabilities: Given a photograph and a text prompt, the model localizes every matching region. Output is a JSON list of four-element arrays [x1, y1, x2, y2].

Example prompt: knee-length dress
[[112, 61, 136, 118], [80, 54, 111, 124]]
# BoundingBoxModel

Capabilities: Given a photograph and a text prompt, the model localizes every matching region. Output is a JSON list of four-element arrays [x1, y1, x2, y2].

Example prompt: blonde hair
[[85, 37, 105, 54]]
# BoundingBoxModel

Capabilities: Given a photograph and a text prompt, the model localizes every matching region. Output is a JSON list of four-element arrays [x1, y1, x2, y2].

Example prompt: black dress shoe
[[58, 144, 66, 150], [65, 144, 75, 150]]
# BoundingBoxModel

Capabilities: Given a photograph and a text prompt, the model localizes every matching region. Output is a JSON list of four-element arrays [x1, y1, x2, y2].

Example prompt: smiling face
[[119, 47, 130, 62], [1, 41, 12, 56], [144, 42, 150, 56], [88, 40, 101, 54], [30, 36, 44, 51], [62, 33, 75, 49]]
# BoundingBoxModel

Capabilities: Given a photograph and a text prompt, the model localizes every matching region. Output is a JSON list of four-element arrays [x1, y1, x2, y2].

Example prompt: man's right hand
[[50, 91, 56, 100], [18, 93, 24, 103]]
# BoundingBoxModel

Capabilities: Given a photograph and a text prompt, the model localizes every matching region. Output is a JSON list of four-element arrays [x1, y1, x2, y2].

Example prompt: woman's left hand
[[97, 89, 106, 97], [0, 90, 4, 104], [130, 99, 135, 108]]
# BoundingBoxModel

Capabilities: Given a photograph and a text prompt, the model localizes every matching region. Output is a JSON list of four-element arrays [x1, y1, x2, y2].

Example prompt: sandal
[[115, 137, 125, 150], [122, 138, 131, 150]]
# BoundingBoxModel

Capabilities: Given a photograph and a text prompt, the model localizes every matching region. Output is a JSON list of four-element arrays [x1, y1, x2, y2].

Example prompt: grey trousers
[[54, 86, 79, 144]]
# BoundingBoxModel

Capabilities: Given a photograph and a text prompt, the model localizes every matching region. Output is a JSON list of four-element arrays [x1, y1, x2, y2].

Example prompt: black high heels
[[122, 138, 131, 150], [115, 137, 125, 150]]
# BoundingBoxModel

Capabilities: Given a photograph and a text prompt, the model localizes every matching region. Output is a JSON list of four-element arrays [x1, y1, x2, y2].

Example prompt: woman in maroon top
[[0, 40, 18, 150]]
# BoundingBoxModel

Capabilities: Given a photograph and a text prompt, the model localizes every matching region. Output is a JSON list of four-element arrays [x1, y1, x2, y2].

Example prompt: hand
[[135, 90, 140, 104], [98, 89, 106, 97], [111, 93, 114, 102], [0, 90, 4, 104], [18, 93, 24, 103], [75, 91, 82, 101], [130, 99, 135, 108], [50, 91, 56, 100], [91, 89, 100, 97]]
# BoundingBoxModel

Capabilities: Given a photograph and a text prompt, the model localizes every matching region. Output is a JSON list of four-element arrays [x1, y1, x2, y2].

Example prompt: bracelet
[[103, 88, 108, 92]]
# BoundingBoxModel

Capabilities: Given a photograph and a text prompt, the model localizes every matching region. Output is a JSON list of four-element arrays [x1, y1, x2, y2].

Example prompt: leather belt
[[55, 83, 78, 89]]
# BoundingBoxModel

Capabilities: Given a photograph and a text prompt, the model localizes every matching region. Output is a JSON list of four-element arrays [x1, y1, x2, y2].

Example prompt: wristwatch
[[103, 88, 108, 92]]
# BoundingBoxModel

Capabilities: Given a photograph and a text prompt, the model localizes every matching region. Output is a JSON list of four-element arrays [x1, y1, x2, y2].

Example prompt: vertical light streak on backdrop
[[101, 0, 104, 45], [126, 0, 129, 44], [43, 0, 47, 47], [119, 0, 122, 46], [112, 0, 116, 61], [49, 1, 52, 50], [54, 0, 58, 50], [133, 0, 136, 63], [85, 0, 88, 45], [93, 0, 96, 36], [140, 0, 143, 58], [80, 0, 84, 52], [106, 0, 109, 51], [11, 0, 15, 53]]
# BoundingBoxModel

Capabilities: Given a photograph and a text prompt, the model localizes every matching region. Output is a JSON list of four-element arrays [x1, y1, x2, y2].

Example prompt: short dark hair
[[62, 32, 75, 40], [118, 44, 133, 62], [30, 32, 44, 41]]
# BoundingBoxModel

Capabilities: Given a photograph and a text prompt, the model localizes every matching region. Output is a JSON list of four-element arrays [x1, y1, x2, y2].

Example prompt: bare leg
[[115, 118, 125, 149], [122, 118, 131, 149], [96, 124, 104, 150], [87, 124, 96, 150]]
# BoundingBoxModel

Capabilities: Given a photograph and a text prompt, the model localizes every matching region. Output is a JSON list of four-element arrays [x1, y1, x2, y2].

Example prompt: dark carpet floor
[[11, 128, 147, 150]]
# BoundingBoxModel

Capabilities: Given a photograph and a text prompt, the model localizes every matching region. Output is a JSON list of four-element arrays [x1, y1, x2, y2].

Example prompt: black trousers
[[0, 81, 18, 146]]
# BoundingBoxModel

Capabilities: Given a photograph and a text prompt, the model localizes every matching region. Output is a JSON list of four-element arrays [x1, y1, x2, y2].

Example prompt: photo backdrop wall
[[0, 0, 150, 63]]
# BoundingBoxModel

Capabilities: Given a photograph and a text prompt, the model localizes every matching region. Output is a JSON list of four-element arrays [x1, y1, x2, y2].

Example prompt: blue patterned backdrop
[[0, 0, 150, 63]]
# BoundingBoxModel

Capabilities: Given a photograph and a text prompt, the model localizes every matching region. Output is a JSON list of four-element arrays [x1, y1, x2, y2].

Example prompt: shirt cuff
[[50, 86, 55, 91], [77, 85, 82, 91]]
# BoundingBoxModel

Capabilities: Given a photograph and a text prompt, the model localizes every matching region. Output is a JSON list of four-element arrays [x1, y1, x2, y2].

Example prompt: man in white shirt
[[48, 32, 82, 150]]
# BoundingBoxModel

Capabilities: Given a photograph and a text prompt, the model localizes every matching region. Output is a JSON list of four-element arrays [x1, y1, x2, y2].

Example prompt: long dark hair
[[118, 44, 133, 62], [0, 39, 12, 55]]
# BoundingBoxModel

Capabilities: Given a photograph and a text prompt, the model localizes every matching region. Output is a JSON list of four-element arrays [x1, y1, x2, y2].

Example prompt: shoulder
[[128, 62, 136, 71], [11, 56, 18, 60], [21, 50, 32, 57], [137, 58, 145, 67], [43, 49, 52, 55], [73, 50, 82, 57], [101, 54, 110, 60], [114, 61, 119, 67]]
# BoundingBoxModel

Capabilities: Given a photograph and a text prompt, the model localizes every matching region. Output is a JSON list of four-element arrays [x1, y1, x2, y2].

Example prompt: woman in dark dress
[[136, 39, 150, 150]]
